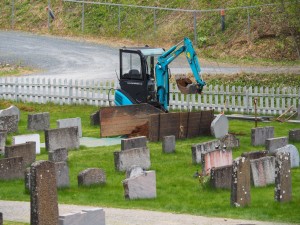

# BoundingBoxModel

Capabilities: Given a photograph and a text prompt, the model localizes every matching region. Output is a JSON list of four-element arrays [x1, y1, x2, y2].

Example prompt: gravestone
[[13, 134, 41, 154], [78, 168, 106, 186], [274, 152, 292, 202], [5, 142, 36, 167], [250, 156, 275, 187], [251, 126, 274, 146], [289, 129, 300, 142], [55, 162, 70, 188], [211, 114, 229, 138], [48, 148, 68, 163], [0, 157, 23, 180], [30, 160, 58, 225], [27, 112, 50, 131], [123, 170, 156, 200], [266, 137, 288, 152], [272, 144, 299, 168], [121, 136, 147, 151], [201, 148, 232, 175], [191, 139, 221, 164], [0, 130, 7, 154], [114, 147, 151, 172], [162, 135, 175, 153], [219, 133, 240, 149], [231, 157, 251, 207], [210, 165, 232, 189], [126, 165, 144, 178], [241, 150, 269, 160], [59, 208, 105, 225], [57, 117, 82, 137], [0, 105, 20, 133], [45, 127, 79, 151], [90, 111, 100, 126]]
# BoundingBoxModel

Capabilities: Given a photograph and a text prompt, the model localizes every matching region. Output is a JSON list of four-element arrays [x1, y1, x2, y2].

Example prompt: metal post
[[47, 0, 50, 31], [247, 8, 251, 41], [11, 0, 14, 29], [193, 11, 197, 46], [118, 6, 121, 32], [254, 98, 258, 127], [82, 1, 85, 32], [153, 8, 156, 34]]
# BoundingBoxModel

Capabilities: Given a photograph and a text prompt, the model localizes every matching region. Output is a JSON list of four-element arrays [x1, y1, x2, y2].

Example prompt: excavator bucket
[[175, 76, 199, 94]]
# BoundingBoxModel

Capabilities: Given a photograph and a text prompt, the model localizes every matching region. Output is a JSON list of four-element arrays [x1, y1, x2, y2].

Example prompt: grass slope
[[0, 100, 299, 223]]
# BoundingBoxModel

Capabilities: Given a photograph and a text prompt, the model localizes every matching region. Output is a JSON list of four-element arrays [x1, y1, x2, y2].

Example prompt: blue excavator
[[114, 37, 206, 112]]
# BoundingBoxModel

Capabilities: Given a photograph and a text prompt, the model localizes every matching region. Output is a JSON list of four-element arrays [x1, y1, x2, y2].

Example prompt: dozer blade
[[176, 76, 199, 94]]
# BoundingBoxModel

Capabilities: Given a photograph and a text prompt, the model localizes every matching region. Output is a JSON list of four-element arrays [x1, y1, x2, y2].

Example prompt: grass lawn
[[0, 100, 299, 224]]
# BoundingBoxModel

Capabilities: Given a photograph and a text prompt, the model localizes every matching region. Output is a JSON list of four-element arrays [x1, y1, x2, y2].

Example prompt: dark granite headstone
[[0, 157, 24, 180], [241, 150, 269, 160], [5, 142, 36, 167], [289, 129, 300, 142], [210, 165, 232, 189], [90, 111, 100, 126]]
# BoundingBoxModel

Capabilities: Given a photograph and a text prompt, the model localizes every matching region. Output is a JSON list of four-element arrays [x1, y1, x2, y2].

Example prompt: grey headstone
[[121, 136, 147, 151], [59, 208, 105, 225], [162, 135, 175, 153], [0, 157, 24, 180], [5, 142, 36, 167], [114, 147, 151, 172], [0, 130, 7, 154], [251, 126, 274, 146], [90, 111, 100, 126], [25, 167, 31, 192], [45, 127, 79, 152], [49, 148, 68, 162], [57, 117, 82, 138], [0, 105, 20, 120], [250, 156, 275, 187], [30, 160, 59, 225], [27, 112, 50, 131], [272, 144, 299, 168], [231, 157, 251, 207], [289, 129, 300, 142], [210, 165, 232, 189], [219, 134, 240, 149], [241, 150, 269, 160], [123, 170, 156, 200], [55, 161, 70, 188], [274, 152, 292, 202], [78, 168, 106, 186], [266, 137, 288, 152], [211, 114, 229, 138], [191, 139, 221, 164], [126, 165, 144, 178], [0, 115, 18, 133]]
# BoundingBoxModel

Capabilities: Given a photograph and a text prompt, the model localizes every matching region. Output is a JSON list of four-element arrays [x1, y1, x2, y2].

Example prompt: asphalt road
[[1, 31, 299, 81]]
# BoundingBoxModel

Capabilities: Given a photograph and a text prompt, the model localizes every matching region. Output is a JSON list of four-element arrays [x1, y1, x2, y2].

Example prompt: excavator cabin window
[[121, 51, 142, 80]]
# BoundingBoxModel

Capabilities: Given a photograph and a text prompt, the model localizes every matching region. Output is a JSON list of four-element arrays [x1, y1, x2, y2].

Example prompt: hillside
[[0, 0, 299, 63]]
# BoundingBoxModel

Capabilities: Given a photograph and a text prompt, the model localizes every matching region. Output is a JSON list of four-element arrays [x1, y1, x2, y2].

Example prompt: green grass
[[0, 100, 299, 223], [4, 222, 29, 225]]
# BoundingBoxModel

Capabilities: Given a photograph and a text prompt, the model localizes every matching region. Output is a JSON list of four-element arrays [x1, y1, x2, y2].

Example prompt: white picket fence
[[0, 77, 299, 115]]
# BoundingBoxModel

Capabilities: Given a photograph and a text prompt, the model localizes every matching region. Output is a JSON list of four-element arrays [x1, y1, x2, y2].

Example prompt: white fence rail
[[0, 77, 299, 115]]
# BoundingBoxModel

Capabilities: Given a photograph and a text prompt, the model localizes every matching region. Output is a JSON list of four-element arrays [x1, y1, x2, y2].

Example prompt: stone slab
[[12, 134, 41, 154], [59, 208, 105, 225], [114, 147, 151, 172], [0, 130, 7, 154], [210, 165, 232, 189], [5, 142, 36, 167], [210, 114, 229, 138], [250, 156, 275, 187], [274, 152, 292, 202], [162, 135, 175, 153], [30, 160, 58, 225], [49, 148, 68, 163], [289, 129, 300, 142], [241, 150, 269, 160], [219, 134, 240, 149], [231, 157, 251, 207], [123, 170, 156, 200], [121, 136, 147, 151], [55, 161, 70, 188], [90, 111, 100, 126], [0, 115, 18, 133], [251, 126, 274, 146], [266, 137, 288, 152], [191, 139, 222, 164], [78, 168, 106, 186], [201, 149, 233, 175], [0, 157, 23, 180], [27, 112, 50, 131], [0, 105, 20, 120], [45, 127, 79, 152], [272, 144, 299, 168], [57, 117, 82, 138]]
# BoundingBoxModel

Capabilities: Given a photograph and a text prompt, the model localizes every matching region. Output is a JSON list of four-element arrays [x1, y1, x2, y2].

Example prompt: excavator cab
[[115, 47, 165, 107]]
